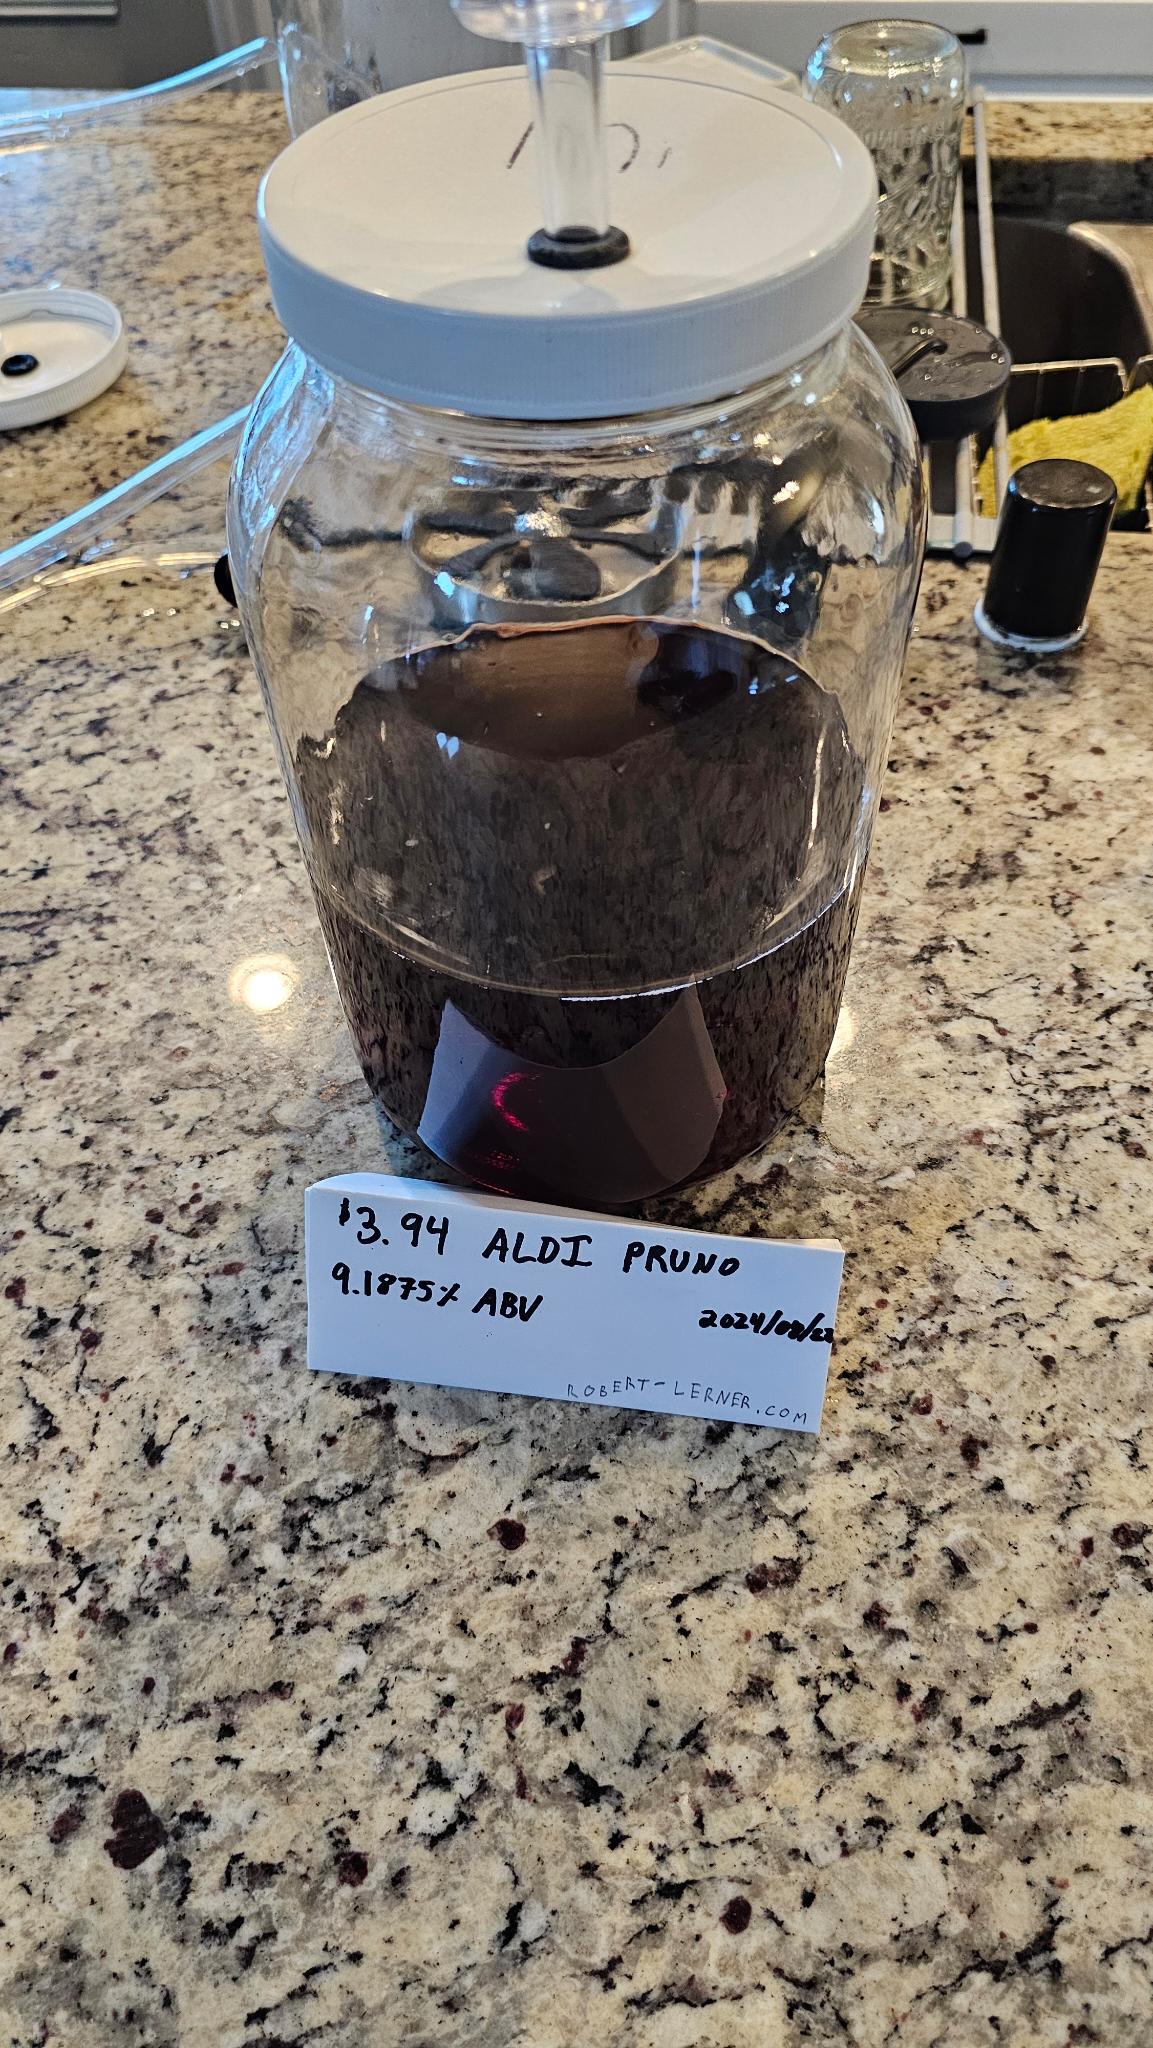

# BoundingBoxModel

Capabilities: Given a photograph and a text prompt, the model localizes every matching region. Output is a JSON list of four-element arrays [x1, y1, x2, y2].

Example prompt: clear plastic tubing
[[0, 408, 248, 592], [0, 38, 273, 144], [452, 0, 659, 244]]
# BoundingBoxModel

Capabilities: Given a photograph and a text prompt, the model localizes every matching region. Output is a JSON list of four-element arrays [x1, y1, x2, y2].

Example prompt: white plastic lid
[[0, 286, 126, 431], [259, 55, 877, 421]]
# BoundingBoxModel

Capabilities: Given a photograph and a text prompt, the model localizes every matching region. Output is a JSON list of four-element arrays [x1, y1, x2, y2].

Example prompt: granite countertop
[[2, 93, 1153, 2048], [981, 99, 1153, 221], [0, 92, 287, 550]]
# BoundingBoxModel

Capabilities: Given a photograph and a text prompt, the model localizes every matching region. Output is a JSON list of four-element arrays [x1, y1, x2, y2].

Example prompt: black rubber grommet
[[2, 353, 39, 378], [213, 552, 237, 607], [527, 224, 630, 271]]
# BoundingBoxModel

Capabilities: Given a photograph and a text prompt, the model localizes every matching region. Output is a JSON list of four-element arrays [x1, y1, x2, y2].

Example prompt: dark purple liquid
[[295, 618, 864, 1206]]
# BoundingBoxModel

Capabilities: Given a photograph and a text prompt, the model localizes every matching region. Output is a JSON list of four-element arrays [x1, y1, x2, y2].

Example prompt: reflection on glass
[[828, 1003, 858, 1063], [228, 952, 298, 1014]]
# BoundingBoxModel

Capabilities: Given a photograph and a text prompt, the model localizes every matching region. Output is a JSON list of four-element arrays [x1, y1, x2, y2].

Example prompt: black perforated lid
[[858, 307, 1011, 442]]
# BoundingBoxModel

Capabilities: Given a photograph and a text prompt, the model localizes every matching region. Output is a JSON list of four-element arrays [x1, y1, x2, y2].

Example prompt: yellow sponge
[[978, 382, 1153, 520]]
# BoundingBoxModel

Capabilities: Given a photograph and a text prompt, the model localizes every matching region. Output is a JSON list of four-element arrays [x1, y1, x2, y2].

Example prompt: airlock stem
[[452, 0, 661, 268]]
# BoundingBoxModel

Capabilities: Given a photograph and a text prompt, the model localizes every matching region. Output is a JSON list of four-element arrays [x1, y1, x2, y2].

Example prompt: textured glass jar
[[229, 324, 924, 1205], [805, 19, 967, 309]]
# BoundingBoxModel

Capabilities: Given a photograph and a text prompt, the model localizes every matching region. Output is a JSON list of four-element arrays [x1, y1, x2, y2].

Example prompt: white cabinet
[[675, 0, 1153, 94]]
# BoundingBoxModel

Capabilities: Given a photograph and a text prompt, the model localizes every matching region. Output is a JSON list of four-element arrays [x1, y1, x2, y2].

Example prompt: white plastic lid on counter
[[0, 285, 126, 431], [258, 48, 877, 421]]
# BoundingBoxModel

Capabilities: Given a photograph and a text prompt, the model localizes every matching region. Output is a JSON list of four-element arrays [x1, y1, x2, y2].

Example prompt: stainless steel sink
[[965, 216, 1153, 369], [927, 209, 1153, 547]]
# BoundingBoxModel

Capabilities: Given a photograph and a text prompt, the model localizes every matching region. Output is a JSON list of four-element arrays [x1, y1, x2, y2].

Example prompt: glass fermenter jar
[[228, 4, 926, 1208]]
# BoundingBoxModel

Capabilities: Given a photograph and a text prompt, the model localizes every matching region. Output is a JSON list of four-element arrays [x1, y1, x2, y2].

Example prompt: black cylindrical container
[[976, 457, 1116, 650]]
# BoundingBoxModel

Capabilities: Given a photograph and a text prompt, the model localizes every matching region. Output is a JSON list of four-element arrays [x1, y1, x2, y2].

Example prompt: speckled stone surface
[[0, 93, 287, 549], [3, 100, 1153, 2048], [983, 96, 1153, 165], [981, 99, 1153, 221]]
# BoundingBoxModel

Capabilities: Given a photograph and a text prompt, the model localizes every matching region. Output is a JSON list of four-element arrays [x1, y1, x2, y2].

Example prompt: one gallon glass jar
[[229, 28, 925, 1209]]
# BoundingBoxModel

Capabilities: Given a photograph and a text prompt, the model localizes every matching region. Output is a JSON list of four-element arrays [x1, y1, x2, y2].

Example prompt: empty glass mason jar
[[804, 18, 967, 309], [229, 28, 926, 1208]]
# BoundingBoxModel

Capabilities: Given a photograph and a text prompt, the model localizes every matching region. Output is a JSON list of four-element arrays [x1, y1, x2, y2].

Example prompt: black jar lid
[[857, 307, 1011, 442], [976, 457, 1116, 650]]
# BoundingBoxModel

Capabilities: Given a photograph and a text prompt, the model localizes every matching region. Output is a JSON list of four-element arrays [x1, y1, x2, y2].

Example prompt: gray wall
[[0, 0, 692, 94], [0, 0, 216, 89]]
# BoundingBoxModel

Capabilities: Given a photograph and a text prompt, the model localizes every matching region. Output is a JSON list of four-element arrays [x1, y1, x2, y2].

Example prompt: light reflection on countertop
[[825, 999, 858, 1068], [228, 952, 299, 1016]]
